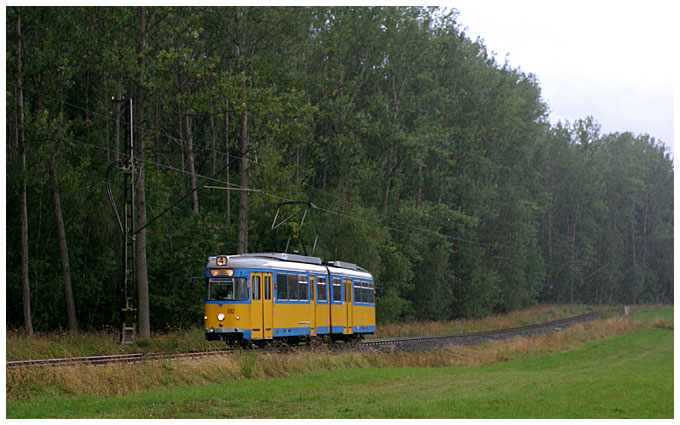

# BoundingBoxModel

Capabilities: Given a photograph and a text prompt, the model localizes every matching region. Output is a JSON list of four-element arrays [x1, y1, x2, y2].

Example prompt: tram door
[[251, 273, 263, 339], [251, 272, 274, 339], [344, 279, 353, 334], [310, 276, 316, 336], [262, 273, 273, 339], [330, 277, 345, 334]]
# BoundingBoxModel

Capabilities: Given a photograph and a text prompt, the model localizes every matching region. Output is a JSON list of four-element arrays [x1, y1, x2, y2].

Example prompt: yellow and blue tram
[[203, 253, 375, 345]]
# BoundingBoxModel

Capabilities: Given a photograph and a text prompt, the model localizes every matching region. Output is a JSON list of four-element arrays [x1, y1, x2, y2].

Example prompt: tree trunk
[[225, 111, 231, 223], [238, 106, 249, 254], [210, 110, 216, 175], [154, 86, 160, 169], [20, 145, 31, 335], [136, 6, 152, 339], [547, 205, 553, 285], [184, 114, 199, 214], [178, 108, 185, 171], [570, 217, 576, 304], [85, 69, 90, 136], [322, 141, 328, 190], [237, 7, 249, 254], [11, 85, 18, 155], [382, 143, 400, 217], [295, 143, 300, 184], [417, 162, 423, 206], [113, 75, 122, 160], [105, 79, 110, 162], [382, 173, 392, 217], [630, 219, 637, 304], [642, 202, 648, 296], [49, 141, 78, 332], [16, 7, 33, 336]]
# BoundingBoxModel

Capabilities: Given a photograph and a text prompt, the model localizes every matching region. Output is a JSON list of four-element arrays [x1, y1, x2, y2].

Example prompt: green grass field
[[6, 309, 673, 419]]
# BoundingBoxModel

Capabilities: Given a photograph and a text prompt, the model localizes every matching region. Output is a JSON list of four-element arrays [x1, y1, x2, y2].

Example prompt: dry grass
[[372, 304, 599, 338], [650, 319, 673, 330], [433, 314, 641, 367], [6, 314, 642, 402], [6, 304, 601, 361], [5, 348, 382, 401], [5, 327, 224, 361]]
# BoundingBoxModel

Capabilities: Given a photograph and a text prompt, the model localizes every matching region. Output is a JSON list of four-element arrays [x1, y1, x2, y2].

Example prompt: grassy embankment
[[5, 305, 672, 418], [6, 303, 598, 361]]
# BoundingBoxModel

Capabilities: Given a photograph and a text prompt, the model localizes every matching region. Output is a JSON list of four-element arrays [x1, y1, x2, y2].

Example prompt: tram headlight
[[217, 313, 225, 321], [216, 256, 228, 266]]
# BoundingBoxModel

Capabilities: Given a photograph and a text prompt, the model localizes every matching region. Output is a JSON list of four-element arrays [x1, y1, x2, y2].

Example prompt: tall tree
[[135, 6, 157, 339], [237, 6, 250, 254], [48, 135, 78, 332], [14, 6, 33, 335]]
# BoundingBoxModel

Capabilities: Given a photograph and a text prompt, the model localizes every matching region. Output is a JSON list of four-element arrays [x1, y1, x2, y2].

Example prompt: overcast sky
[[450, 1, 676, 157]]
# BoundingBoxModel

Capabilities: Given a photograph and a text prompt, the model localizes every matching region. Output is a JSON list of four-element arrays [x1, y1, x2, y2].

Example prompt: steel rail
[[7, 312, 602, 369], [362, 312, 601, 351], [6, 350, 235, 369]]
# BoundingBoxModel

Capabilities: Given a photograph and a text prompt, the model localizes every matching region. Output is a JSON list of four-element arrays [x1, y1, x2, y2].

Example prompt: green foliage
[[5, 6, 673, 331], [537, 120, 673, 306]]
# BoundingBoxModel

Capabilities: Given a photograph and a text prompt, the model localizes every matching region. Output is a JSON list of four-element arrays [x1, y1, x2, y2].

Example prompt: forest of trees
[[6, 6, 673, 335]]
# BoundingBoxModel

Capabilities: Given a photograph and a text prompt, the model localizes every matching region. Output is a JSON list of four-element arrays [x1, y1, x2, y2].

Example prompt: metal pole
[[129, 98, 135, 316], [120, 98, 137, 345]]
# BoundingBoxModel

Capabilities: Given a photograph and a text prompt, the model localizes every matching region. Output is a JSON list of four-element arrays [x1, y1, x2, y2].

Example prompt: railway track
[[5, 349, 236, 369], [6, 312, 602, 369], [363, 312, 601, 353]]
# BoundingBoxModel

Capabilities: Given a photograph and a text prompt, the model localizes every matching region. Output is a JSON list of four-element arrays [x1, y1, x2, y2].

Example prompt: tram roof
[[206, 253, 373, 280]]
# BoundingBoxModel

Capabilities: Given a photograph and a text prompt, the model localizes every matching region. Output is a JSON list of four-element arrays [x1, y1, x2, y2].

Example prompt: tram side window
[[309, 276, 315, 300], [332, 278, 342, 302], [298, 275, 308, 301], [287, 274, 299, 300], [370, 282, 375, 304], [354, 281, 361, 303], [277, 273, 287, 300], [252, 275, 260, 300], [317, 276, 327, 301], [236, 279, 248, 300], [264, 275, 271, 300]]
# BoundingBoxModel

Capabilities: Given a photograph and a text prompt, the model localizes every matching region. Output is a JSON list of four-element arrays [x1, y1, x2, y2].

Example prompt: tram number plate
[[226, 308, 235, 314]]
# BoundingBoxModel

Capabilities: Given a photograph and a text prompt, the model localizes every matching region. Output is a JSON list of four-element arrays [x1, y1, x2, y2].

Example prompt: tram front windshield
[[207, 277, 248, 301]]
